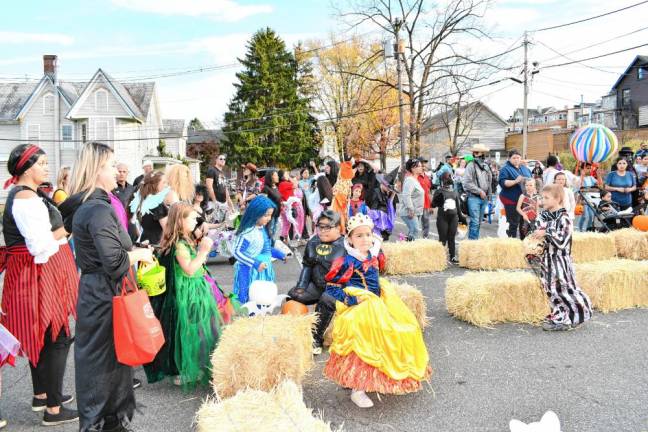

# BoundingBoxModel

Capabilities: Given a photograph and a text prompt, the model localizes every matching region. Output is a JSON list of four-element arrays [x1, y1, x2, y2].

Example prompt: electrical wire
[[541, 42, 648, 70], [0, 77, 520, 143], [531, 0, 648, 32]]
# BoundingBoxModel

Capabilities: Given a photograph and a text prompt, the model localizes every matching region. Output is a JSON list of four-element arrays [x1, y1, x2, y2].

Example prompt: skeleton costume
[[537, 208, 592, 326]]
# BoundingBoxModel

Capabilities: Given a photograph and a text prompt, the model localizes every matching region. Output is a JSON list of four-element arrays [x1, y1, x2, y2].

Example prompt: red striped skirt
[[0, 244, 78, 366]]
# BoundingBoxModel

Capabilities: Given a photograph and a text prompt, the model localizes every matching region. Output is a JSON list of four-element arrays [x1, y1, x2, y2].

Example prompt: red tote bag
[[113, 268, 165, 366]]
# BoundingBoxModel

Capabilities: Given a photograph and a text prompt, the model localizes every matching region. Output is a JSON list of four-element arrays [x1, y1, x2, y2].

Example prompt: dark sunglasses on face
[[317, 224, 334, 232]]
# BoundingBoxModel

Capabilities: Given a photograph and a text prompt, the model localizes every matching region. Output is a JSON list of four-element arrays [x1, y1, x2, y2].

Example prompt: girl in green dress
[[159, 202, 223, 388]]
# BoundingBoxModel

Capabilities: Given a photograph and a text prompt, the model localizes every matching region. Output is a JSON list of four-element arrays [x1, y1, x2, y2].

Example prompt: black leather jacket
[[296, 235, 346, 291]]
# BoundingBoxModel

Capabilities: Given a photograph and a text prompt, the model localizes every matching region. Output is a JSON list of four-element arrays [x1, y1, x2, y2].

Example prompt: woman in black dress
[[69, 142, 153, 431], [130, 171, 169, 246]]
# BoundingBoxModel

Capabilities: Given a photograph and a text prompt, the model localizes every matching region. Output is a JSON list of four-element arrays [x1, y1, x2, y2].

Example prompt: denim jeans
[[577, 205, 595, 232], [401, 214, 421, 240], [467, 195, 488, 240]]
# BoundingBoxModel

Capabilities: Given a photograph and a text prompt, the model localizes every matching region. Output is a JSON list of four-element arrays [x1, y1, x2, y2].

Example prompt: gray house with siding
[[610, 55, 648, 129], [0, 55, 163, 201], [420, 101, 507, 163]]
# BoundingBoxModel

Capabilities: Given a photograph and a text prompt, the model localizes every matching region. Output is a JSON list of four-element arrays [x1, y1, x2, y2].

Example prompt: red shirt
[[417, 174, 432, 209], [278, 180, 294, 201]]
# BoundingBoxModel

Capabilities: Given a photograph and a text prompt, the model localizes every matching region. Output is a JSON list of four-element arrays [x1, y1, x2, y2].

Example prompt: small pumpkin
[[281, 300, 309, 316]]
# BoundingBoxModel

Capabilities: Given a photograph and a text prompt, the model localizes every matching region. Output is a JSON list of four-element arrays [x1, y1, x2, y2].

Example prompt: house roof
[[161, 119, 185, 135], [187, 128, 225, 144], [611, 55, 648, 90], [0, 69, 155, 122], [423, 101, 507, 131]]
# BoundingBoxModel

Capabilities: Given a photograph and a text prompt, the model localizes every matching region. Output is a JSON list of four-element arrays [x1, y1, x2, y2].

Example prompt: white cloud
[[111, 0, 272, 22], [0, 31, 74, 45]]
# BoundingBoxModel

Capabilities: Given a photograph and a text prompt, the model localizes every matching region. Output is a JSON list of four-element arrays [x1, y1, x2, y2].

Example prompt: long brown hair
[[139, 171, 165, 202], [159, 202, 195, 254]]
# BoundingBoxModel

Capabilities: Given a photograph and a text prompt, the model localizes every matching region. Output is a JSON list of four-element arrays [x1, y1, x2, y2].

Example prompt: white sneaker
[[173, 376, 182, 386], [312, 346, 322, 355], [350, 390, 374, 408]]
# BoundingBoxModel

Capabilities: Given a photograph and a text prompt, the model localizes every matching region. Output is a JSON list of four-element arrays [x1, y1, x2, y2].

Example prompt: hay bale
[[445, 271, 546, 327], [211, 314, 315, 398], [391, 280, 428, 328], [322, 280, 428, 346], [458, 238, 527, 270], [382, 239, 447, 274], [197, 380, 339, 432], [609, 228, 648, 261], [575, 259, 648, 313], [571, 232, 616, 263]]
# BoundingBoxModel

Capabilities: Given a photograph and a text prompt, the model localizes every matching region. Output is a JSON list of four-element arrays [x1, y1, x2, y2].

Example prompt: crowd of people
[[0, 139, 647, 430]]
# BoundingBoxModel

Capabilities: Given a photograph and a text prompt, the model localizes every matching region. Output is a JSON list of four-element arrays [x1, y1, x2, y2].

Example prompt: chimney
[[43, 55, 58, 82]]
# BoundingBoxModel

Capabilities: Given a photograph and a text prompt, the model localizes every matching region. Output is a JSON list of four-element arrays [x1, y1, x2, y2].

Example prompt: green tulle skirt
[[173, 261, 223, 389]]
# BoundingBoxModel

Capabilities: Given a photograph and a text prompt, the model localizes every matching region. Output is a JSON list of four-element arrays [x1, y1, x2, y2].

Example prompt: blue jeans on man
[[467, 195, 488, 240]]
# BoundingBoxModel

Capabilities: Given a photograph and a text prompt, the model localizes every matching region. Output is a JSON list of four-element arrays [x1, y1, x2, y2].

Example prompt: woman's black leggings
[[436, 213, 459, 259], [30, 326, 73, 408]]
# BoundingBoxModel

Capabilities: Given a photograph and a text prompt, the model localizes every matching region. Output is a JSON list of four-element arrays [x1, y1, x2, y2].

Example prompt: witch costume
[[73, 188, 137, 431], [537, 208, 592, 327]]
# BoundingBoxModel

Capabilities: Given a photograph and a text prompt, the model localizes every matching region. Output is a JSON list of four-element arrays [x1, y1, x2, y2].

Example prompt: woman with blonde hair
[[68, 142, 153, 431], [165, 164, 194, 204], [52, 166, 70, 205]]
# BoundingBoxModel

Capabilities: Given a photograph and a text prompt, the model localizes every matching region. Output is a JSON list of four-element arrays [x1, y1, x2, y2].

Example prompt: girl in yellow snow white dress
[[321, 213, 431, 408]]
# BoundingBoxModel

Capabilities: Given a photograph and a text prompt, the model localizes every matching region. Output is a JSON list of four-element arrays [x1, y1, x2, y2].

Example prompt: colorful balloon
[[569, 124, 618, 163]]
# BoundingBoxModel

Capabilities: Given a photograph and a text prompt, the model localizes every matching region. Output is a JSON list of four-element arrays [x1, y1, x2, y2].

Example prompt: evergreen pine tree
[[222, 28, 318, 167]]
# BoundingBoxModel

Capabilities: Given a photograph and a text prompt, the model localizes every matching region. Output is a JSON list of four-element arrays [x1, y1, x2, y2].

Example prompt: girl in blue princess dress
[[232, 196, 287, 303]]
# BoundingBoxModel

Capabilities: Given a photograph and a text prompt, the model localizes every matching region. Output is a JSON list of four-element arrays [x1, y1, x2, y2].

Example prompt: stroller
[[578, 190, 634, 232]]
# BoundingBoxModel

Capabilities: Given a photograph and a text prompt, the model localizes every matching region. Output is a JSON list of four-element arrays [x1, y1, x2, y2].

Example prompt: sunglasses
[[317, 224, 334, 232]]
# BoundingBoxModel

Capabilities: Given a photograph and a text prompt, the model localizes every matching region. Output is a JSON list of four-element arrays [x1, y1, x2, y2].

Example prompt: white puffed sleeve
[[12, 198, 60, 263]]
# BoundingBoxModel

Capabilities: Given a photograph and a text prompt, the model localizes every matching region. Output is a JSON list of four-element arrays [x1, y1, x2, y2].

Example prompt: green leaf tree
[[222, 28, 319, 168]]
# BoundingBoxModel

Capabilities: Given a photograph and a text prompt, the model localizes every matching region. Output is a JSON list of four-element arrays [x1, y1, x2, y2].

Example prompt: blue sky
[[2, 0, 648, 123]]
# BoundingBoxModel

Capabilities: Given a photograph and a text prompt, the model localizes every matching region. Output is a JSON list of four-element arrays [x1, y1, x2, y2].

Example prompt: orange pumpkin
[[281, 300, 309, 316], [632, 215, 648, 232], [575, 204, 584, 216]]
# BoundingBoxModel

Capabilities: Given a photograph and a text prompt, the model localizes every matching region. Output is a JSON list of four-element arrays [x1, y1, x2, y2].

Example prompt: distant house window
[[95, 120, 109, 141], [43, 94, 54, 115], [95, 89, 108, 113], [638, 66, 647, 80], [81, 124, 87, 143], [622, 88, 631, 106], [61, 125, 74, 150], [27, 124, 40, 142]]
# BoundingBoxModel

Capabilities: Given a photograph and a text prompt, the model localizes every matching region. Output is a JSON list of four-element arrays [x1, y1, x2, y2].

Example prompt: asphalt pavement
[[2, 217, 647, 431]]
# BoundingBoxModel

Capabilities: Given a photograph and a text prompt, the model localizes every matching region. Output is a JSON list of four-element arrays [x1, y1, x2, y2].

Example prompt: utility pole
[[522, 31, 529, 159], [394, 18, 407, 175], [580, 94, 584, 126]]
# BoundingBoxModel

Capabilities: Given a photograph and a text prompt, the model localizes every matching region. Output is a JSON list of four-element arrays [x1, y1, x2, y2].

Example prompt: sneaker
[[173, 376, 182, 386], [42, 407, 79, 426], [32, 394, 74, 412], [449, 257, 459, 265], [350, 390, 374, 408], [0, 412, 6, 429], [312, 345, 322, 356], [542, 320, 573, 332], [132, 378, 142, 389]]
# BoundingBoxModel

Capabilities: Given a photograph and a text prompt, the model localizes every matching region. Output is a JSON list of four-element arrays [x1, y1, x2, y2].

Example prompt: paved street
[[2, 218, 647, 431]]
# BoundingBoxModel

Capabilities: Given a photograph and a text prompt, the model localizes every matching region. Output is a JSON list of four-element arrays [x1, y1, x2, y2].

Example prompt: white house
[[0, 55, 166, 200], [420, 101, 507, 162]]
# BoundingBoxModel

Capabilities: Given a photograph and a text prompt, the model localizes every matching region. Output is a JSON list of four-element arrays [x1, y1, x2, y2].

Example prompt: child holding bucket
[[530, 184, 592, 331], [232, 196, 287, 304], [157, 202, 225, 388], [319, 213, 430, 408]]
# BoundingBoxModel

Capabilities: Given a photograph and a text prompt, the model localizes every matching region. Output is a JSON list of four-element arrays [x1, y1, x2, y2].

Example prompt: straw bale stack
[[458, 238, 527, 270], [445, 271, 546, 327], [382, 239, 447, 274], [609, 228, 648, 260], [575, 259, 648, 313], [196, 381, 339, 432], [210, 314, 315, 398], [571, 232, 616, 263]]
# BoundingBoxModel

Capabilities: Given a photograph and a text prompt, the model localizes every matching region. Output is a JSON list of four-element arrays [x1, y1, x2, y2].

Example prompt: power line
[[532, 0, 648, 32], [541, 42, 648, 70], [0, 77, 519, 144], [535, 40, 620, 75]]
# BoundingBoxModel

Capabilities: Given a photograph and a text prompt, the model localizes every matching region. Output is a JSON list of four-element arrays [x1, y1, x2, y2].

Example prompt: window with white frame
[[95, 120, 109, 141], [95, 89, 108, 113], [43, 93, 54, 115], [61, 124, 74, 149], [27, 124, 40, 142], [81, 123, 87, 143]]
